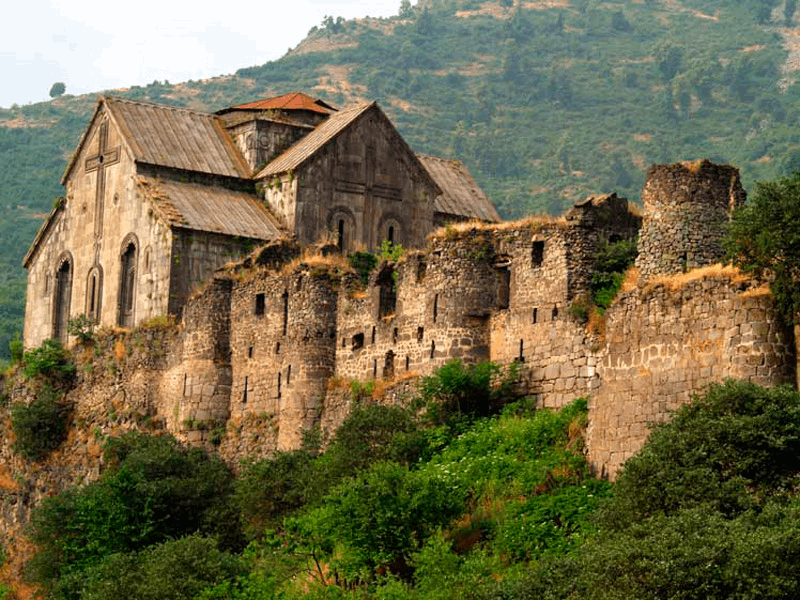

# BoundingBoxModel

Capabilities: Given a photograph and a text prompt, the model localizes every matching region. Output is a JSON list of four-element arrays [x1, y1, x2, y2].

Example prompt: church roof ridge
[[101, 95, 217, 119], [256, 100, 376, 178], [219, 91, 337, 115]]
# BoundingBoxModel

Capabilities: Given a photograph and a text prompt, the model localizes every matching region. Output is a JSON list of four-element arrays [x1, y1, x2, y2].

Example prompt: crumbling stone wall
[[588, 270, 795, 478], [635, 160, 746, 279]]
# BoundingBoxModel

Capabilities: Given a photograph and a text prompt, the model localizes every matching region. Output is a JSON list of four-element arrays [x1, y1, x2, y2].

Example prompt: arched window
[[53, 253, 73, 341], [118, 235, 138, 327], [86, 265, 103, 324]]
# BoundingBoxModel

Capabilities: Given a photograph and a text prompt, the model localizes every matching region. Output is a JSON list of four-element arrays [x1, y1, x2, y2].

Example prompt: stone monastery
[[19, 93, 797, 479], [23, 92, 499, 347]]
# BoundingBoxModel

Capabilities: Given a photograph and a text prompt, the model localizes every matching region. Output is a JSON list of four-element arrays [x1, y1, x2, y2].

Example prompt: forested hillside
[[2, 0, 799, 355]]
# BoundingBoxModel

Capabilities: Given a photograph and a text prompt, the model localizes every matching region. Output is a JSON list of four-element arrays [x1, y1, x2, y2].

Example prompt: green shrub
[[419, 360, 519, 431], [67, 313, 95, 343], [348, 251, 378, 286], [80, 535, 244, 600], [598, 380, 800, 530], [20, 338, 75, 387], [11, 388, 70, 461], [591, 238, 637, 309], [28, 433, 242, 594]]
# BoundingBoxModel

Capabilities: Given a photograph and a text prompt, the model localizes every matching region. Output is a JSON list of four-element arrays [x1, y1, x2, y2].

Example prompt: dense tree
[[725, 171, 800, 325], [48, 82, 66, 98]]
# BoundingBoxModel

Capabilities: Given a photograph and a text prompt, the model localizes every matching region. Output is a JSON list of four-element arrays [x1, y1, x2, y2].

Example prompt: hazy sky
[[2, 0, 408, 108]]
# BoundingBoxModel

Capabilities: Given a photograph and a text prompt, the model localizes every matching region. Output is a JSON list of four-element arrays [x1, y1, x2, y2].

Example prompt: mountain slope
[[1, 0, 798, 355]]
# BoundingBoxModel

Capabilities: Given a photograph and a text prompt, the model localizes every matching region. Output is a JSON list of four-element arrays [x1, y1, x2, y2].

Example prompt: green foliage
[[297, 462, 465, 577], [11, 387, 70, 461], [348, 251, 378, 286], [8, 332, 22, 364], [80, 535, 243, 600], [591, 237, 637, 308], [378, 239, 405, 262], [726, 171, 800, 323], [598, 380, 800, 529], [419, 359, 519, 430], [28, 433, 242, 596], [49, 82, 66, 98], [67, 313, 95, 343], [20, 338, 75, 386], [235, 449, 318, 537]]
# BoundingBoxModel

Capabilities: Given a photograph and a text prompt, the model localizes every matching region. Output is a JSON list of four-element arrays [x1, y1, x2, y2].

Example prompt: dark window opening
[[496, 267, 510, 310], [287, 365, 291, 385], [243, 376, 249, 404], [378, 268, 396, 318], [277, 373, 282, 399], [532, 241, 545, 268], [552, 306, 559, 320], [518, 339, 525, 363], [384, 350, 395, 379], [393, 327, 398, 344], [405, 356, 410, 371], [388, 226, 394, 246], [183, 373, 188, 397], [248, 346, 254, 358], [417, 326, 424, 342], [275, 342, 280, 354], [86, 268, 102, 324], [54, 259, 72, 341], [680, 251, 688, 273], [119, 243, 136, 328], [416, 260, 427, 282], [433, 294, 439, 323], [371, 326, 376, 344], [282, 290, 289, 336], [430, 340, 436, 359], [373, 359, 378, 378], [352, 333, 364, 350], [342, 337, 346, 348], [338, 219, 345, 251], [533, 307, 538, 324], [255, 293, 265, 316]]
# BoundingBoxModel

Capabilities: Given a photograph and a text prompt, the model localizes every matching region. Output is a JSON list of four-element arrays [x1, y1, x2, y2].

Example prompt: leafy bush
[[591, 238, 637, 309], [598, 380, 800, 529], [80, 535, 244, 600], [419, 359, 519, 431], [28, 433, 242, 595], [725, 172, 800, 325], [11, 388, 70, 461], [20, 338, 75, 387], [67, 313, 95, 343]]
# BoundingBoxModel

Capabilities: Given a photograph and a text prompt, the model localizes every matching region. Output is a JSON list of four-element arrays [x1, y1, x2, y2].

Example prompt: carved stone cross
[[84, 120, 120, 239]]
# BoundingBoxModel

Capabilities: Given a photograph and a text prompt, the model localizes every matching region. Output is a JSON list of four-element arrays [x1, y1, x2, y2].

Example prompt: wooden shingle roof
[[139, 178, 286, 240], [257, 101, 375, 178], [105, 97, 250, 178], [417, 154, 501, 222]]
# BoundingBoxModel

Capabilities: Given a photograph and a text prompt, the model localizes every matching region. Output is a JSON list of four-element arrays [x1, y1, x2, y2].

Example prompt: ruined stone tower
[[635, 159, 746, 279]]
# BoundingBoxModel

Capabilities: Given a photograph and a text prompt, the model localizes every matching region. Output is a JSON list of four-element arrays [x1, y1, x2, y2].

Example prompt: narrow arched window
[[118, 241, 137, 327], [53, 256, 73, 341]]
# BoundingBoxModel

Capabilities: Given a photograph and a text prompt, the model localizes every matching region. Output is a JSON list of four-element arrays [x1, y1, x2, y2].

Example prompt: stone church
[[23, 92, 499, 348]]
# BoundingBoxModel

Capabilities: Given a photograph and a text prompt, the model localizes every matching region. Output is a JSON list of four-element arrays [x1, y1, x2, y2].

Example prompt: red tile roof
[[227, 92, 336, 115]]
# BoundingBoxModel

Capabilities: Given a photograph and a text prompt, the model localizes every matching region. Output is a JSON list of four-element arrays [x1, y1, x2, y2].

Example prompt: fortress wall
[[635, 161, 746, 279], [588, 271, 795, 479], [226, 265, 338, 455], [164, 277, 233, 443]]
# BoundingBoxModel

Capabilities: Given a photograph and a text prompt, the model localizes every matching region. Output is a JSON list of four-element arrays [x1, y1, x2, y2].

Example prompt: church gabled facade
[[23, 92, 499, 348]]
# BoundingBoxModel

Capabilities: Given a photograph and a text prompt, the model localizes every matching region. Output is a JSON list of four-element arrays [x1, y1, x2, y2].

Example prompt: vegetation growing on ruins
[[18, 358, 800, 600]]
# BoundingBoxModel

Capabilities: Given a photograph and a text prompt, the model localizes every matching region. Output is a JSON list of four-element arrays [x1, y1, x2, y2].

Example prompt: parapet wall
[[588, 268, 795, 478]]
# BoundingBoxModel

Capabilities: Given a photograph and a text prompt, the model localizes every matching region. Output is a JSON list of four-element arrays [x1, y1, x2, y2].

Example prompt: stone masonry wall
[[635, 160, 746, 279], [588, 269, 795, 479]]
